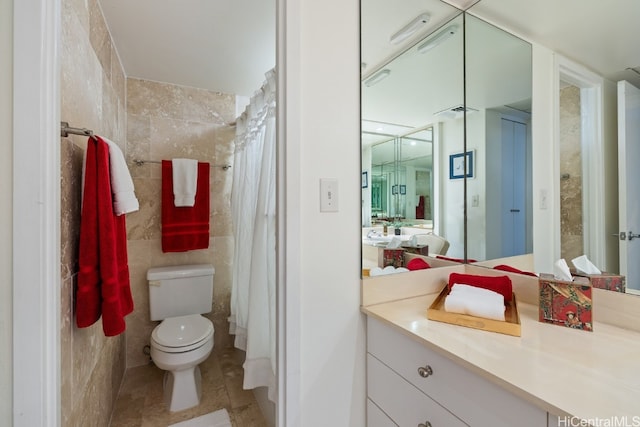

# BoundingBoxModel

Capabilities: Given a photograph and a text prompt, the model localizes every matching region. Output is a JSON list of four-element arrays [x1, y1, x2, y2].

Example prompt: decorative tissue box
[[378, 248, 405, 268], [539, 274, 593, 331], [570, 270, 626, 293]]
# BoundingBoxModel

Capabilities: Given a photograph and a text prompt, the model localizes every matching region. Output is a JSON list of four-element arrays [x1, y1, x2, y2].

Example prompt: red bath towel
[[161, 160, 210, 252], [76, 136, 134, 336]]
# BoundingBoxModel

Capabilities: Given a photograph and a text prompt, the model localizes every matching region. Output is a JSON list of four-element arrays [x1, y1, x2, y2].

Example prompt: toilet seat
[[151, 314, 214, 353]]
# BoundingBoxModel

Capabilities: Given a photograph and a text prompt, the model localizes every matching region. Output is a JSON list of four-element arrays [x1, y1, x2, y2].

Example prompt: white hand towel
[[571, 255, 602, 275], [171, 158, 199, 207], [553, 258, 573, 281], [102, 137, 139, 215], [444, 283, 506, 321]]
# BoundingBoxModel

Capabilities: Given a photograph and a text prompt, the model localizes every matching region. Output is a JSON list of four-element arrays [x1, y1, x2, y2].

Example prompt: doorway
[[556, 57, 607, 271]]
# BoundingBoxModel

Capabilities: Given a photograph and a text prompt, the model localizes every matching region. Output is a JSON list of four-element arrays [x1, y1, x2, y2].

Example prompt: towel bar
[[134, 159, 231, 171]]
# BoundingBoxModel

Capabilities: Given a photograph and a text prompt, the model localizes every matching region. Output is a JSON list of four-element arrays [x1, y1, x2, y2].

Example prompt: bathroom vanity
[[361, 263, 640, 427]]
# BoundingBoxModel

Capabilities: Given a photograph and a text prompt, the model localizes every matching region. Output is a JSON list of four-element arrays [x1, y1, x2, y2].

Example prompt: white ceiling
[[98, 0, 276, 97], [469, 0, 640, 87], [360, 0, 640, 143], [362, 0, 640, 87], [98, 0, 640, 105]]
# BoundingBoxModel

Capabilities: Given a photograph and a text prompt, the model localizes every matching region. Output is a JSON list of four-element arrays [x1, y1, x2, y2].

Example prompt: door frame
[[554, 55, 606, 268], [14, 1, 299, 426], [13, 0, 61, 425]]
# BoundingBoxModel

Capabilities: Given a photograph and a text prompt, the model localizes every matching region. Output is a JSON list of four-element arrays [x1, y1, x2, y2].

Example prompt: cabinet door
[[368, 354, 468, 427], [368, 317, 547, 427], [367, 399, 397, 427]]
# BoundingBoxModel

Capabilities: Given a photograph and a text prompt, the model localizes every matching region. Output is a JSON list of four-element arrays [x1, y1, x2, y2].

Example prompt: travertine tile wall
[[60, 0, 127, 425], [125, 78, 236, 368], [559, 84, 583, 261]]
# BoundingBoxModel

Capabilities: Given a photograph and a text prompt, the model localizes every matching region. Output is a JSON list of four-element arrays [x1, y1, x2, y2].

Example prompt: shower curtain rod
[[133, 159, 232, 171]]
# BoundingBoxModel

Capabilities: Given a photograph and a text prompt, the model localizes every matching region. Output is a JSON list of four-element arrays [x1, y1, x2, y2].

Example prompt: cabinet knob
[[418, 422, 432, 427], [417, 365, 433, 378]]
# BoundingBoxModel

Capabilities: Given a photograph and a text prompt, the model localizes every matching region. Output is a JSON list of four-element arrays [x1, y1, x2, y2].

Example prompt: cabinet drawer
[[368, 354, 468, 427], [367, 317, 546, 427], [367, 398, 397, 427]]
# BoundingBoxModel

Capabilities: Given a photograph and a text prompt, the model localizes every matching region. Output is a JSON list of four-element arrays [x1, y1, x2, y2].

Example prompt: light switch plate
[[320, 179, 339, 212]]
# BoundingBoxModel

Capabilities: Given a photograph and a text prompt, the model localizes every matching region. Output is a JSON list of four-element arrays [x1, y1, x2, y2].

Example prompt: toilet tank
[[147, 264, 215, 321]]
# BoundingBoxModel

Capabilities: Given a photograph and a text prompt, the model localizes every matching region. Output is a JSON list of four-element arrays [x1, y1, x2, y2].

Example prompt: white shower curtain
[[229, 69, 277, 402]]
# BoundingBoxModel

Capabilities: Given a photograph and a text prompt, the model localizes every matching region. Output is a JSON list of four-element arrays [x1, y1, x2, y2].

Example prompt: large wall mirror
[[362, 0, 640, 296], [361, 0, 533, 270]]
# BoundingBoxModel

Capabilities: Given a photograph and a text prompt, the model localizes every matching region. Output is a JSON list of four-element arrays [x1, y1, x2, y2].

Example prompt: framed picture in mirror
[[449, 150, 474, 179]]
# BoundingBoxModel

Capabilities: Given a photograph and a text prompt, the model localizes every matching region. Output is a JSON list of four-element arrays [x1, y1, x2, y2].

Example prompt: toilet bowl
[[146, 264, 216, 412], [150, 314, 214, 412]]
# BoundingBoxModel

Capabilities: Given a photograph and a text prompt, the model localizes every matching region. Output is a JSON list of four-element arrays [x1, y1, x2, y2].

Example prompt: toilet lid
[[151, 314, 213, 353]]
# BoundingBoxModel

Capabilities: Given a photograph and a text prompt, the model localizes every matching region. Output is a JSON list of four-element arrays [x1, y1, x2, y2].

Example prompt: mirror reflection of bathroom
[[361, 4, 465, 271], [59, 0, 276, 425]]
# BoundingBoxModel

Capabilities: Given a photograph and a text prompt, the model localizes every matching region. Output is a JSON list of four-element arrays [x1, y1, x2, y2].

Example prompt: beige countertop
[[362, 292, 640, 421]]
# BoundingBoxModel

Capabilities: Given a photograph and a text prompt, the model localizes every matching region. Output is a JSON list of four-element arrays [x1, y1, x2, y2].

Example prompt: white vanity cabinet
[[366, 316, 548, 427]]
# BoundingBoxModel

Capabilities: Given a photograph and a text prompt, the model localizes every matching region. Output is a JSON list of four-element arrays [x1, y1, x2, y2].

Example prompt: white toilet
[[147, 264, 215, 412]]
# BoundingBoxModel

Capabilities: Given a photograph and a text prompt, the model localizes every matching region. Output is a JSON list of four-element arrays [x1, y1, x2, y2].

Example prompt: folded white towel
[[102, 137, 139, 215], [172, 158, 199, 207], [444, 283, 506, 321]]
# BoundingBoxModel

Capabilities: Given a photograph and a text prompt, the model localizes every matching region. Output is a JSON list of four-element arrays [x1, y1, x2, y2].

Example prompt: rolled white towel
[[444, 283, 506, 321]]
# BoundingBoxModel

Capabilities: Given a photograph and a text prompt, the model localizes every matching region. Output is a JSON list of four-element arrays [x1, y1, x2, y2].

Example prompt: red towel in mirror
[[161, 160, 210, 252], [493, 264, 538, 277], [448, 272, 513, 303]]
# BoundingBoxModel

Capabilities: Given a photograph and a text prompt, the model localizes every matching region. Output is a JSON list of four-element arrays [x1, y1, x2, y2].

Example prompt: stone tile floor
[[109, 347, 269, 427]]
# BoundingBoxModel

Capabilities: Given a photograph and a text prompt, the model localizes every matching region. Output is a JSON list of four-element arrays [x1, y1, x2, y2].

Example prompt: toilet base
[[163, 365, 202, 412]]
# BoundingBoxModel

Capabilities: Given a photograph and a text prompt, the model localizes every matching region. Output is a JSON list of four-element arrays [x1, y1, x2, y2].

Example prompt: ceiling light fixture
[[389, 13, 430, 45], [364, 69, 391, 87], [417, 24, 459, 54]]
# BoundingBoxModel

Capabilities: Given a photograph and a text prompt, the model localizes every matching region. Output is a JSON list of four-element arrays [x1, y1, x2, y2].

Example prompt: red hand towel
[[448, 272, 513, 303], [493, 264, 538, 277], [77, 136, 134, 336], [161, 160, 210, 252]]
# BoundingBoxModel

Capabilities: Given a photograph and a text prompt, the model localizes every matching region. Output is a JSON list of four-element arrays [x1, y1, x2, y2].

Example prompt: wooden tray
[[427, 285, 521, 337]]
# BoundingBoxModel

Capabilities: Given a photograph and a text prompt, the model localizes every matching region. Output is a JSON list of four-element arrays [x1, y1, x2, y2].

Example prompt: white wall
[[532, 43, 558, 273], [282, 0, 365, 425], [440, 119, 465, 258], [1, 0, 13, 424]]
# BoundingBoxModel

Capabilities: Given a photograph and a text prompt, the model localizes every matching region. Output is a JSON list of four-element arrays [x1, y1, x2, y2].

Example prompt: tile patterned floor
[[109, 348, 270, 427]]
